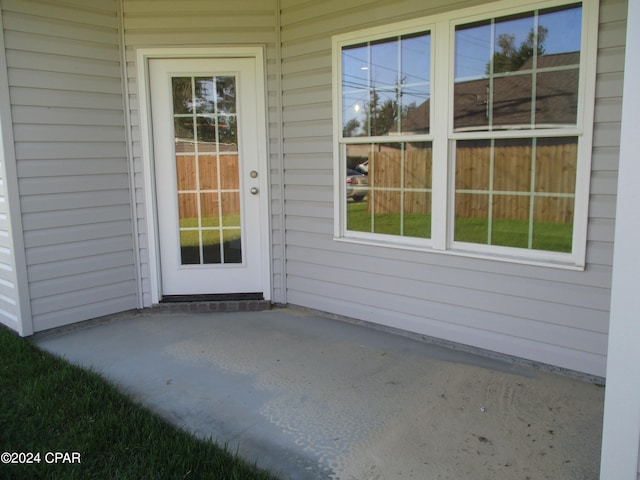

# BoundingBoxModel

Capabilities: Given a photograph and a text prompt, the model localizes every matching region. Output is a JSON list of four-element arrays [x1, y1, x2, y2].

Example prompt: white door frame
[[136, 47, 271, 304]]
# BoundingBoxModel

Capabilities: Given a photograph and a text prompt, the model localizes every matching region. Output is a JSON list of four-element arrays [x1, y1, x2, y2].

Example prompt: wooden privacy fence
[[368, 140, 577, 223], [367, 148, 433, 215], [176, 154, 241, 221]]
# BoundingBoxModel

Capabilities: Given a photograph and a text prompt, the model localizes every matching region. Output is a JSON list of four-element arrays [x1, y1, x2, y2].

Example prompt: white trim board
[[0, 6, 34, 336], [331, 0, 599, 270], [135, 46, 272, 304], [599, 0, 640, 476]]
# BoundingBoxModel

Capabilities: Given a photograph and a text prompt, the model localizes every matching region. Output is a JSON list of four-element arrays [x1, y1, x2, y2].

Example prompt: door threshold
[[152, 294, 270, 314], [160, 293, 264, 303]]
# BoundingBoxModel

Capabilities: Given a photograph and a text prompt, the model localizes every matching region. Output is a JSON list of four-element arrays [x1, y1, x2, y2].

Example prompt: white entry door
[[149, 57, 267, 297]]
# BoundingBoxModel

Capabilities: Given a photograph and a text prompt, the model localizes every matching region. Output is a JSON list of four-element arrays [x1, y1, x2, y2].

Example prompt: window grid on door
[[172, 75, 242, 265]]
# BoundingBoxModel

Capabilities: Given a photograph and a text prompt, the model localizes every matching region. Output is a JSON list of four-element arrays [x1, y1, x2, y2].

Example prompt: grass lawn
[[453, 217, 573, 252], [347, 203, 431, 238], [347, 203, 572, 252], [0, 327, 279, 480], [179, 216, 242, 249]]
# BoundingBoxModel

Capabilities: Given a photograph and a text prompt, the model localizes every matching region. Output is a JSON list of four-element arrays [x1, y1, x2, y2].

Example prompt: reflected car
[[346, 169, 368, 202], [355, 160, 368, 174]]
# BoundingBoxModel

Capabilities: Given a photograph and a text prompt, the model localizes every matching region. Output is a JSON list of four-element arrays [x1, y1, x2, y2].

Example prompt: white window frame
[[332, 0, 598, 269]]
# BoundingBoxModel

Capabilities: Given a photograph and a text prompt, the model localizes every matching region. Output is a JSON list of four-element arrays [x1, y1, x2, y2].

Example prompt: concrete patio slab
[[34, 307, 604, 480]]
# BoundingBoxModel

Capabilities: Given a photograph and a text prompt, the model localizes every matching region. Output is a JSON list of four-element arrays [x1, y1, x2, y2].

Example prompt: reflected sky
[[340, 4, 582, 137], [342, 32, 430, 137], [455, 4, 582, 81]]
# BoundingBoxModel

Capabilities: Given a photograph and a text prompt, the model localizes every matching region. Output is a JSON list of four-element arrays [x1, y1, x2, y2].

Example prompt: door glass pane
[[176, 156, 196, 190], [202, 230, 222, 264], [172, 77, 193, 114], [200, 193, 220, 228], [216, 76, 237, 113], [219, 117, 238, 147], [198, 155, 218, 190], [173, 75, 243, 265], [220, 155, 239, 189], [180, 231, 200, 264], [174, 118, 195, 145], [221, 192, 241, 227], [196, 117, 217, 144], [223, 229, 242, 264], [194, 77, 215, 113], [178, 193, 198, 228]]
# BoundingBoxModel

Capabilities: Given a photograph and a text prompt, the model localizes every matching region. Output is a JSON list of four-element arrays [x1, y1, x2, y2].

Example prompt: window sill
[[334, 235, 585, 271]]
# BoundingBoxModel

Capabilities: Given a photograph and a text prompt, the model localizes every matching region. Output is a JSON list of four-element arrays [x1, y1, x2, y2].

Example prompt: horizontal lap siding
[[0, 134, 18, 330], [122, 0, 281, 305], [1, 0, 137, 332], [281, 0, 624, 377], [0, 6, 24, 333]]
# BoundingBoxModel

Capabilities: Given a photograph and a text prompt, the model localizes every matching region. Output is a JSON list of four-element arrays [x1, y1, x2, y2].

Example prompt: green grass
[[453, 217, 573, 252], [347, 203, 431, 238], [179, 215, 241, 229], [0, 327, 279, 480], [347, 203, 572, 252], [179, 216, 242, 249]]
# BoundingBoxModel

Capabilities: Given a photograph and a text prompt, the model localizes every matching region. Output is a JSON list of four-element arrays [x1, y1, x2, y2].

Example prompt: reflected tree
[[366, 89, 398, 137], [343, 118, 361, 137], [489, 26, 548, 74], [344, 83, 421, 137], [172, 77, 212, 114]]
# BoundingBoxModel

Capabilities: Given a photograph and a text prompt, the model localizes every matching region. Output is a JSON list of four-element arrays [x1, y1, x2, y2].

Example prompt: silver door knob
[[250, 187, 259, 195]]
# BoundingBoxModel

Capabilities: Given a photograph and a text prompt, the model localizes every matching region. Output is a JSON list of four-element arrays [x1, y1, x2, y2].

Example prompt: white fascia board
[[599, 0, 640, 478]]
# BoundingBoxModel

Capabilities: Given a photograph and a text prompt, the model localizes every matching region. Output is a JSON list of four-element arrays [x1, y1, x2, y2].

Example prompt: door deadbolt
[[250, 170, 258, 178]]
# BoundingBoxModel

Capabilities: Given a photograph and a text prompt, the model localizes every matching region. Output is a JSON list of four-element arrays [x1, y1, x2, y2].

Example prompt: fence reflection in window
[[454, 137, 577, 252], [346, 142, 432, 239]]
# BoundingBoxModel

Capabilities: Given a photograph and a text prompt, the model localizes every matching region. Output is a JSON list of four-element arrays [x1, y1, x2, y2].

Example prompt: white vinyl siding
[[1, 0, 137, 332], [0, 146, 21, 333], [281, 0, 623, 377], [0, 8, 20, 333], [0, 156, 19, 330], [121, 0, 283, 305], [0, 0, 626, 379]]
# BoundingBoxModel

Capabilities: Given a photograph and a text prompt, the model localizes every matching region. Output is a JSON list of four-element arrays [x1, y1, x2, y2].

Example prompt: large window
[[342, 32, 433, 240], [333, 0, 597, 267]]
